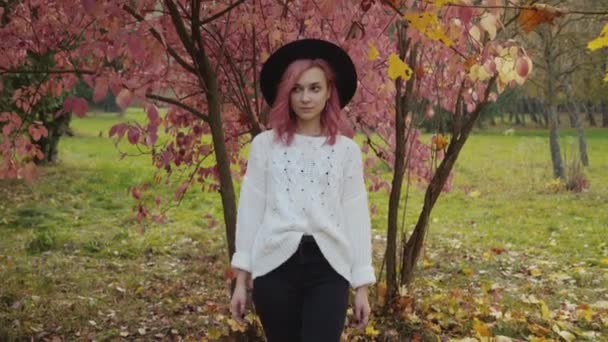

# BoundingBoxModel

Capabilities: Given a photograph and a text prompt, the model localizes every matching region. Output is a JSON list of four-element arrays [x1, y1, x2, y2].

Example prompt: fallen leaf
[[365, 324, 380, 337], [539, 300, 551, 320], [473, 318, 492, 337]]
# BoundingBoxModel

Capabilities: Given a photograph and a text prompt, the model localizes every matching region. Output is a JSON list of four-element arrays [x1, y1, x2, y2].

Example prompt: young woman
[[230, 39, 375, 341]]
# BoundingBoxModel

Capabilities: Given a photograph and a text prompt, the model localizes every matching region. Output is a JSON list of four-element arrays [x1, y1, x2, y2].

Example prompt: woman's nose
[[300, 90, 311, 102]]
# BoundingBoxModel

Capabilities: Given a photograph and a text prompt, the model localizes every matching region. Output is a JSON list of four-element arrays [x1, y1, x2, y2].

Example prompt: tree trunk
[[585, 102, 597, 127], [524, 98, 540, 125], [568, 113, 576, 128], [385, 24, 414, 305], [571, 102, 589, 167], [400, 78, 497, 285], [34, 112, 71, 164], [602, 101, 608, 128], [535, 102, 549, 128], [544, 39, 565, 180], [547, 103, 565, 179]]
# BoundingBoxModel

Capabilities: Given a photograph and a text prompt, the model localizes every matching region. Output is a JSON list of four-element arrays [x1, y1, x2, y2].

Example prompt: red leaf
[[127, 35, 145, 59], [145, 130, 158, 145], [93, 78, 109, 103], [516, 56, 531, 78], [132, 187, 142, 199], [146, 105, 161, 125], [458, 6, 474, 25], [81, 0, 96, 14], [63, 97, 89, 117], [28, 124, 48, 141], [127, 127, 140, 144], [360, 0, 375, 12], [109, 123, 129, 139]]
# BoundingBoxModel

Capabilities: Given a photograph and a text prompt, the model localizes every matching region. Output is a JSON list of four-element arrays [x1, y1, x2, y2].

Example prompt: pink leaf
[[63, 97, 89, 117], [28, 124, 48, 141], [458, 6, 474, 25], [109, 123, 129, 139], [146, 105, 161, 125], [146, 130, 158, 145], [516, 56, 531, 78], [424, 105, 435, 119], [127, 35, 145, 59], [127, 127, 140, 144], [116, 89, 133, 109], [81, 0, 96, 14], [93, 77, 109, 103]]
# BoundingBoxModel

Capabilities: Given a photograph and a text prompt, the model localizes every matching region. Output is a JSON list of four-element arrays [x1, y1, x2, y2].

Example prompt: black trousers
[[252, 235, 350, 342]]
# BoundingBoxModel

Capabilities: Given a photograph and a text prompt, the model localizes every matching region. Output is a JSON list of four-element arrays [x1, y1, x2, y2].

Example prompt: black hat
[[260, 39, 357, 108]]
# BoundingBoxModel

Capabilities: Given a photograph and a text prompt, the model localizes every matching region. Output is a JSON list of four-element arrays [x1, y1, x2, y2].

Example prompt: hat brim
[[260, 39, 357, 108]]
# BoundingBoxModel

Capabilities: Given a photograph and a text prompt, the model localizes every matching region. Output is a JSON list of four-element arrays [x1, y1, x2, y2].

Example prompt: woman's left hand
[[352, 286, 371, 329]]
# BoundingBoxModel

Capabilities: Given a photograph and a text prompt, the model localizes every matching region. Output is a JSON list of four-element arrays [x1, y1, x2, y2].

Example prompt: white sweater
[[230, 129, 376, 289]]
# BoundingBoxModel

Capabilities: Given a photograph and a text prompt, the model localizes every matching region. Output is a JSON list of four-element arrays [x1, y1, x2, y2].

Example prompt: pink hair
[[267, 59, 354, 146]]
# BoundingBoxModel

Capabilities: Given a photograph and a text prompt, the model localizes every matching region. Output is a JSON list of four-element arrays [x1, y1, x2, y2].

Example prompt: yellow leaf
[[403, 11, 453, 46], [469, 190, 481, 198], [604, 72, 608, 82], [577, 307, 594, 321], [530, 268, 542, 277], [368, 42, 379, 61], [480, 13, 497, 40], [387, 53, 413, 80], [462, 267, 474, 276], [473, 318, 492, 337], [365, 324, 380, 337], [469, 64, 491, 82], [588, 24, 608, 51], [226, 318, 246, 332], [600, 258, 608, 266], [207, 327, 223, 340], [435, 0, 459, 8], [539, 300, 551, 320], [529, 337, 552, 342]]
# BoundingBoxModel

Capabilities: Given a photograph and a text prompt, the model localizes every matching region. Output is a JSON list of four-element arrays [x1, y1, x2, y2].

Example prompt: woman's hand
[[230, 269, 251, 323], [352, 286, 371, 329], [230, 283, 248, 323]]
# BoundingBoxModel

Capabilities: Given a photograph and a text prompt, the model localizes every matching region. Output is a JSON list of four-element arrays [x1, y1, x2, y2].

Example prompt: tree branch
[[200, 0, 246, 25], [122, 4, 197, 75], [0, 68, 96, 75], [146, 93, 209, 122]]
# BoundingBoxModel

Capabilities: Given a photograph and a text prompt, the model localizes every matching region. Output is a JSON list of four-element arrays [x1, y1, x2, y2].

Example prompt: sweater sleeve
[[231, 133, 267, 273], [341, 141, 376, 289]]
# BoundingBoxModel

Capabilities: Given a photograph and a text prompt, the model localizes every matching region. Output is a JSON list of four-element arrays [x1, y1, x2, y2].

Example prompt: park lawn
[[0, 111, 606, 341]]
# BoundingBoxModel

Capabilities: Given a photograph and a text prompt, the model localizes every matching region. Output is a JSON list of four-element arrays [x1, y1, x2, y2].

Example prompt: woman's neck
[[295, 120, 324, 137]]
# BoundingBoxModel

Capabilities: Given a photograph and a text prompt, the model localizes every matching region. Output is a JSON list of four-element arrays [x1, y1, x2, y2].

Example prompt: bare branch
[[146, 93, 209, 122], [201, 0, 246, 25]]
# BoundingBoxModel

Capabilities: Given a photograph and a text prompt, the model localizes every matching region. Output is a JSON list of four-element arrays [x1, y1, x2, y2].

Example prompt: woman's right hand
[[230, 269, 251, 323], [230, 282, 248, 323]]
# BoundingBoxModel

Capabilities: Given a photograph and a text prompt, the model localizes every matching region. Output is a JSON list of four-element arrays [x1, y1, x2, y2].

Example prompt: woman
[[230, 39, 375, 341]]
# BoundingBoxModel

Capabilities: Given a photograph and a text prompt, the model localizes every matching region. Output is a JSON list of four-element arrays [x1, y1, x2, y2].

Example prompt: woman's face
[[290, 66, 331, 124]]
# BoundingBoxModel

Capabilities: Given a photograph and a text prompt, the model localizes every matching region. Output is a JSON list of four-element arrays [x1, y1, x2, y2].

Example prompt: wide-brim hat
[[260, 39, 357, 108]]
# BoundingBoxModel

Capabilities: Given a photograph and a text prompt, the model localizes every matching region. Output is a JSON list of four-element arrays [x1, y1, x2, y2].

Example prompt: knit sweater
[[230, 129, 376, 289]]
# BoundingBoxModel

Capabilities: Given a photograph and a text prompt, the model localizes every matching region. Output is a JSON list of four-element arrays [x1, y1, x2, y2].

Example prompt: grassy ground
[[0, 110, 606, 341]]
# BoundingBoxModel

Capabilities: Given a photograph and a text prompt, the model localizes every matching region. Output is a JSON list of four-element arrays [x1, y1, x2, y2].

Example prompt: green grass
[[1, 109, 607, 340]]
